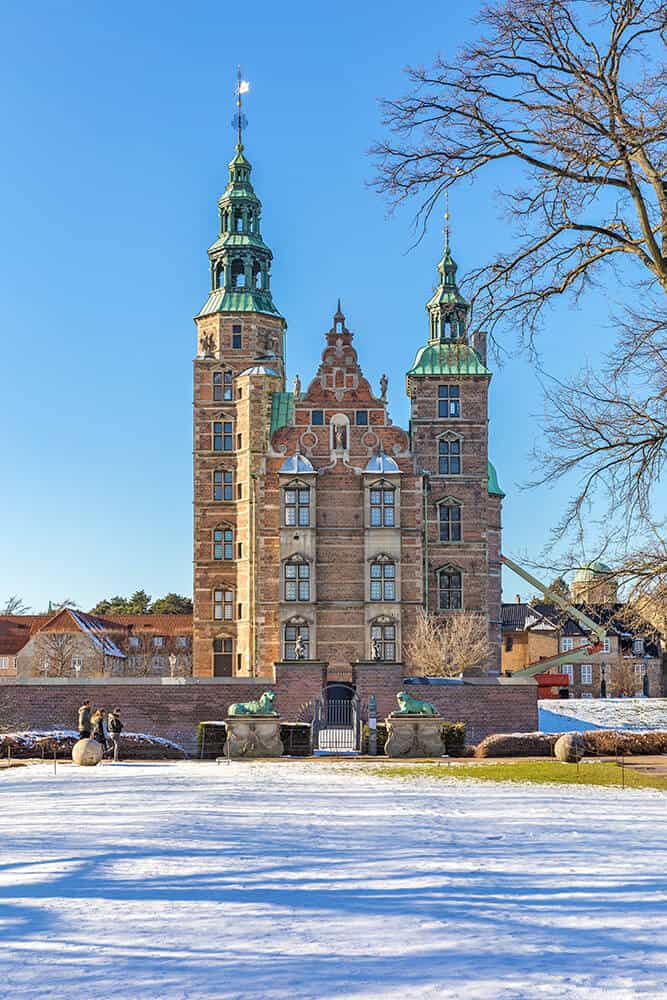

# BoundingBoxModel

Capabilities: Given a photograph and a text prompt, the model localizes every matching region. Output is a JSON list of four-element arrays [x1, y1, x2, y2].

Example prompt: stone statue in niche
[[334, 424, 346, 450], [294, 634, 306, 660], [293, 374, 301, 399], [371, 637, 382, 661], [200, 332, 215, 357], [380, 373, 388, 400]]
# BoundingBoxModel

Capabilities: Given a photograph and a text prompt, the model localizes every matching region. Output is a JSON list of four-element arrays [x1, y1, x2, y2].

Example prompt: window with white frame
[[580, 664, 592, 685], [633, 638, 644, 655], [0, 657, 10, 670], [370, 485, 395, 527], [634, 663, 644, 676], [370, 558, 396, 601], [213, 589, 234, 621], [284, 484, 311, 527], [560, 637, 574, 652], [284, 557, 310, 602], [602, 637, 611, 653], [71, 656, 83, 673], [562, 664, 574, 681]]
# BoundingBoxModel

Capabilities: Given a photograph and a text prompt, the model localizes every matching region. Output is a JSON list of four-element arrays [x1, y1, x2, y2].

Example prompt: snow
[[540, 697, 667, 732], [0, 729, 186, 751], [1, 760, 666, 999]]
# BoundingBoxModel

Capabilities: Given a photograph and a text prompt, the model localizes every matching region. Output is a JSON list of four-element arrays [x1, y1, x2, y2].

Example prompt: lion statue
[[392, 691, 438, 716], [227, 690, 279, 717]]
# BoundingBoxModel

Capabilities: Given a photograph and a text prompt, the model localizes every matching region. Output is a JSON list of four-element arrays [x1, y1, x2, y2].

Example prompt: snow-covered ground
[[1, 760, 666, 999], [539, 697, 667, 732]]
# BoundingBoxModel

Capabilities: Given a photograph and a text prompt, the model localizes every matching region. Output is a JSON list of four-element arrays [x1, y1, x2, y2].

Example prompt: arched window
[[213, 588, 234, 621], [370, 620, 396, 661], [330, 416, 348, 451], [235, 212, 244, 233], [213, 419, 233, 452], [213, 637, 233, 677], [213, 371, 233, 402], [438, 566, 462, 610], [438, 502, 461, 542], [284, 483, 311, 527], [231, 258, 245, 288], [370, 484, 395, 527], [370, 557, 396, 601], [213, 469, 233, 502], [213, 527, 234, 561], [284, 618, 310, 660], [438, 436, 461, 475], [284, 556, 310, 602]]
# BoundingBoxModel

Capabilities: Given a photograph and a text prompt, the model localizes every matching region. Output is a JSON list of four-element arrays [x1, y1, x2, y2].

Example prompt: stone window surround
[[436, 496, 463, 543], [281, 613, 315, 661], [280, 477, 317, 529], [366, 552, 400, 604], [369, 613, 400, 662], [437, 431, 463, 477], [282, 554, 313, 603], [435, 563, 464, 611], [363, 476, 401, 530]]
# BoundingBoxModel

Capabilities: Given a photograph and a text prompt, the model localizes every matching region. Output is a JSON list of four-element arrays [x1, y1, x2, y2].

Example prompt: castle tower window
[[213, 589, 234, 621], [438, 503, 462, 542], [438, 385, 460, 418], [231, 259, 245, 288], [370, 559, 396, 601], [284, 485, 311, 527], [438, 567, 462, 610], [232, 325, 242, 350], [438, 437, 461, 475], [213, 637, 233, 676], [370, 621, 396, 661], [213, 421, 234, 452], [213, 527, 234, 561], [213, 469, 233, 501], [213, 371, 234, 402], [284, 557, 310, 602], [284, 620, 309, 660], [370, 486, 395, 527]]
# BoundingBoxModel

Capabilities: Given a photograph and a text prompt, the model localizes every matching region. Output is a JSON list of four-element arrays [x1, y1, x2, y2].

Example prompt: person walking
[[91, 708, 109, 754], [107, 708, 123, 762], [77, 700, 92, 739]]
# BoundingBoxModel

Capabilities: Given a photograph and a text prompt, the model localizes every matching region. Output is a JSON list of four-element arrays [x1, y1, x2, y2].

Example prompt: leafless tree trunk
[[33, 633, 77, 678], [404, 609, 491, 676]]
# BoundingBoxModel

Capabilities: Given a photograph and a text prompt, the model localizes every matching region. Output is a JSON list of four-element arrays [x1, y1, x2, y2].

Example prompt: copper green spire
[[196, 73, 283, 320], [426, 199, 469, 343]]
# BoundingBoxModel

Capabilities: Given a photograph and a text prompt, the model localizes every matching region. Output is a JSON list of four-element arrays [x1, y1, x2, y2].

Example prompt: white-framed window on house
[[284, 556, 310, 602], [284, 483, 311, 527], [438, 435, 461, 475], [580, 664, 593, 685], [437, 566, 462, 610], [284, 618, 310, 660], [0, 656, 10, 670], [71, 656, 83, 673], [602, 637, 611, 654], [370, 557, 396, 601], [213, 589, 234, 621], [633, 638, 645, 655], [560, 637, 574, 652], [438, 385, 460, 418], [129, 636, 140, 649], [370, 484, 395, 527], [438, 501, 461, 542], [562, 664, 574, 682]]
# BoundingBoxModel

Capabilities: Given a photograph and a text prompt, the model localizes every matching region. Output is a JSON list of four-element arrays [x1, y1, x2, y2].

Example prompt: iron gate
[[312, 695, 361, 752]]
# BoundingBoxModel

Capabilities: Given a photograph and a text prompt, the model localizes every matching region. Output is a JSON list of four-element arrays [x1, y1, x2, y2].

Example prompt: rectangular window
[[439, 504, 461, 542], [284, 487, 310, 527], [370, 623, 396, 662], [581, 664, 592, 685], [213, 528, 234, 560], [438, 439, 461, 475], [285, 561, 310, 602], [71, 656, 83, 672], [213, 637, 233, 676], [311, 410, 324, 425], [355, 410, 369, 425], [602, 638, 611, 654], [153, 636, 165, 649], [175, 636, 188, 649], [129, 636, 139, 649], [232, 325, 242, 349], [562, 664, 574, 681], [0, 657, 8, 670], [633, 638, 644, 655], [284, 623, 309, 660], [213, 421, 233, 452], [370, 488, 395, 527], [560, 637, 574, 652], [213, 372, 233, 402], [213, 469, 233, 501], [438, 385, 461, 418], [236, 433, 242, 449], [370, 561, 396, 601], [438, 570, 462, 610]]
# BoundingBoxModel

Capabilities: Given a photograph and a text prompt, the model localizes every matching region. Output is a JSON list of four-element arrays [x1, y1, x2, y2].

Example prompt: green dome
[[488, 460, 505, 498], [574, 561, 612, 582]]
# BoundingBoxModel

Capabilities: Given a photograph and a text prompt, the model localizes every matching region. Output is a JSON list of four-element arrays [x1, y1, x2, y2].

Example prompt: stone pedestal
[[225, 716, 284, 759], [385, 715, 445, 758], [72, 738, 103, 766]]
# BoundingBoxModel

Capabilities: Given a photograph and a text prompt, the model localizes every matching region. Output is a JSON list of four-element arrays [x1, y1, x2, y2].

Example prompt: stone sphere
[[72, 738, 103, 767], [554, 733, 586, 764]]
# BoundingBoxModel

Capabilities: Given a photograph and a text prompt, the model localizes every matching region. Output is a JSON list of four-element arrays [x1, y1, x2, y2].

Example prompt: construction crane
[[501, 554, 606, 676]]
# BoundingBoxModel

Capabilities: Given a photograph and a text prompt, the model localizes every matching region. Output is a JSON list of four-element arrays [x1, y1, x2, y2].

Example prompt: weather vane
[[444, 190, 450, 251], [232, 66, 250, 149]]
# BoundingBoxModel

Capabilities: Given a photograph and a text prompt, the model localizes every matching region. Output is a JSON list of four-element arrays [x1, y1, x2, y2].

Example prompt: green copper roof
[[407, 342, 490, 377], [270, 391, 294, 437], [197, 288, 283, 319], [488, 460, 505, 498]]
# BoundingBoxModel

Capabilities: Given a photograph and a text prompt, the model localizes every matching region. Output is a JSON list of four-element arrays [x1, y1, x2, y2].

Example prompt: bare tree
[[374, 0, 667, 345], [2, 595, 31, 614], [610, 660, 639, 696], [404, 609, 491, 676], [33, 633, 78, 678]]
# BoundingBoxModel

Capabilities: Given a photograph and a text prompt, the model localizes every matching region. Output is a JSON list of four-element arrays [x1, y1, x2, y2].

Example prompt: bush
[[475, 732, 558, 758], [197, 722, 227, 760], [583, 729, 667, 756], [0, 730, 186, 760], [442, 722, 466, 755], [280, 722, 311, 756]]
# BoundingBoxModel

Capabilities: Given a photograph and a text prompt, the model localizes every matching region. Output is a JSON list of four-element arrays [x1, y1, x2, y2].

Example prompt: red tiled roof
[[107, 614, 192, 635], [0, 620, 33, 655]]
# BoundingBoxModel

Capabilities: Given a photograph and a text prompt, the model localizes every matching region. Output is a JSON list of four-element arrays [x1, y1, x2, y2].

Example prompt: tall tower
[[407, 222, 503, 671], [192, 79, 286, 677]]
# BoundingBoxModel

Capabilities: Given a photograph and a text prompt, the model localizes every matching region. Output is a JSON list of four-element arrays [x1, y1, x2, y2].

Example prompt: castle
[[192, 133, 504, 680]]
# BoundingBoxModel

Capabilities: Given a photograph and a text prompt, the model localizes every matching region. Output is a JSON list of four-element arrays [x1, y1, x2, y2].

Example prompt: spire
[[425, 195, 469, 343], [196, 71, 283, 321]]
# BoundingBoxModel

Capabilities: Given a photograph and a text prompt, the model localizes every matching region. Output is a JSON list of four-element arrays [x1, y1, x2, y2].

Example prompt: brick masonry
[[1, 662, 537, 753]]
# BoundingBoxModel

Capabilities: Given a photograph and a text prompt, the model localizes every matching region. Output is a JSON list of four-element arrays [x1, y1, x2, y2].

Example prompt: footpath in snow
[[0, 760, 666, 1000]]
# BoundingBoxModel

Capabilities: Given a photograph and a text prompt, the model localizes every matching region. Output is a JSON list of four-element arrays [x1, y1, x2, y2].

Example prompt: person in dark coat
[[91, 708, 108, 753], [77, 701, 92, 739], [107, 708, 123, 762]]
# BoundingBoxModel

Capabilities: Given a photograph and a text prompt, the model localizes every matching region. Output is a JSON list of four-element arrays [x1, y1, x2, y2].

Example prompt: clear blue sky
[[0, 0, 618, 611]]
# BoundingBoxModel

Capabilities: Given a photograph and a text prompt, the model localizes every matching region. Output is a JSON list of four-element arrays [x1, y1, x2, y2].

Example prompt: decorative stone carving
[[228, 690, 278, 716], [371, 637, 382, 661], [385, 716, 445, 758], [293, 374, 301, 399], [225, 716, 284, 758], [380, 373, 388, 400], [72, 738, 103, 766], [294, 634, 306, 660], [554, 732, 586, 763], [200, 332, 215, 357], [391, 690, 439, 716]]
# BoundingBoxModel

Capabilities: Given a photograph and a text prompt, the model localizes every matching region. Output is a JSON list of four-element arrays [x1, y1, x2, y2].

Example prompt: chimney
[[515, 594, 521, 604], [471, 329, 487, 365]]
